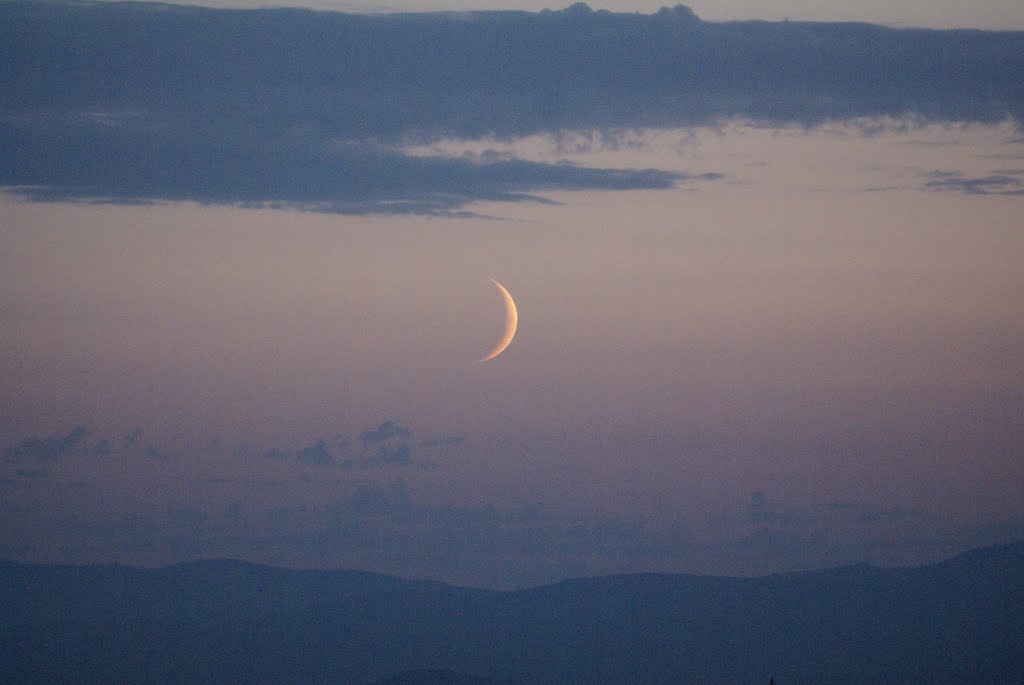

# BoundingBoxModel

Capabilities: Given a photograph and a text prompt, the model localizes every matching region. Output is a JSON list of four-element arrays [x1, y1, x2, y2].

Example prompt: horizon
[[83, 0, 1024, 31], [3, 537, 1021, 588]]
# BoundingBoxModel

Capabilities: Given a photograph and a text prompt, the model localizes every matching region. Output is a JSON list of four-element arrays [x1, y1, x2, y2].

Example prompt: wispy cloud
[[419, 435, 466, 449], [359, 421, 413, 446], [296, 439, 335, 466], [0, 419, 444, 479], [4, 425, 108, 463], [923, 170, 1024, 195], [15, 467, 49, 480]]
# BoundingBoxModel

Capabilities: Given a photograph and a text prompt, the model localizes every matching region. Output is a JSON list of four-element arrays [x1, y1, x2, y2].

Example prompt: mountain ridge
[[6, 537, 1021, 589], [2, 540, 1022, 683]]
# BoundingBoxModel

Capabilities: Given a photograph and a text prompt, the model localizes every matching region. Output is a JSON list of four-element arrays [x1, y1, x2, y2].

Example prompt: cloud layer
[[3, 1, 1021, 212]]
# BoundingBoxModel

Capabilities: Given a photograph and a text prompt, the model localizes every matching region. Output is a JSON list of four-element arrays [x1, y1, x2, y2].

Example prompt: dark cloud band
[[3, 2, 1020, 213]]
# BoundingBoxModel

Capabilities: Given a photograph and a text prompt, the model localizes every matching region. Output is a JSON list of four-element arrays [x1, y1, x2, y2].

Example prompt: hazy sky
[[2, 1, 1022, 588]]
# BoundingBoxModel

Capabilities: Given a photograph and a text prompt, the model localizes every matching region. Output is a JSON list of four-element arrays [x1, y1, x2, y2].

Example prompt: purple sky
[[1, 2, 1023, 589], [4, 121, 1022, 588]]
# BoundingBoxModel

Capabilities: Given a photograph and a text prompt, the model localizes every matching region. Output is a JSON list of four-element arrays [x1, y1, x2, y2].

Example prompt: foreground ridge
[[2, 541, 1021, 683]]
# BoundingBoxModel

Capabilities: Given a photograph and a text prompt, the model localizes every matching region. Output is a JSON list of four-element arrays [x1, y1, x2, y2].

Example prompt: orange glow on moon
[[477, 279, 518, 363]]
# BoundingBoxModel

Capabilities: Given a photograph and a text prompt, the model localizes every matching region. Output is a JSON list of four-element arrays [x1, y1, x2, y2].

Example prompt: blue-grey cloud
[[923, 170, 1024, 195], [817, 500, 859, 511], [168, 508, 208, 526], [224, 500, 244, 521], [388, 443, 412, 465], [4, 2, 1019, 213], [341, 444, 426, 469], [360, 421, 412, 446], [339, 421, 427, 468], [853, 508, 922, 526], [5, 2, 1020, 134], [325, 479, 655, 558], [71, 513, 158, 547], [4, 425, 106, 463], [9, 476, 1015, 588], [750, 495, 927, 531], [19, 420, 438, 472], [296, 439, 335, 466], [332, 479, 416, 522], [747, 490, 806, 526], [255, 422, 429, 468], [0, 121, 688, 214], [15, 467, 49, 479], [122, 428, 143, 448], [419, 435, 466, 449]]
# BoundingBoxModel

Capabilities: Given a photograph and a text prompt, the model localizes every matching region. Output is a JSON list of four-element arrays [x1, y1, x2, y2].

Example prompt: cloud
[[746, 490, 806, 527], [168, 508, 208, 526], [332, 479, 415, 522], [73, 513, 158, 547], [326, 481, 652, 556], [59, 420, 434, 471], [4, 425, 105, 463], [311, 486, 701, 585], [5, 2, 1019, 213], [8, 469, 1004, 588], [296, 439, 334, 466], [334, 421, 428, 468], [419, 435, 466, 449], [342, 445, 425, 469], [15, 467, 49, 479], [817, 501, 859, 511], [360, 421, 412, 446], [923, 170, 1024, 195], [224, 500, 244, 521], [853, 508, 922, 526], [388, 443, 412, 465], [254, 422, 428, 469], [6, 2, 1020, 134], [748, 493, 925, 530], [0, 123, 688, 214]]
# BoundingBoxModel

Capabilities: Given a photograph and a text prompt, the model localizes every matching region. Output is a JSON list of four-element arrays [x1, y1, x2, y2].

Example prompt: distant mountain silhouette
[[2, 541, 1022, 683]]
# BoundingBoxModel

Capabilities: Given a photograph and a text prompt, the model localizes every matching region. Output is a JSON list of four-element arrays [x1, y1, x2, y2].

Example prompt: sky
[[1, 0, 1023, 589]]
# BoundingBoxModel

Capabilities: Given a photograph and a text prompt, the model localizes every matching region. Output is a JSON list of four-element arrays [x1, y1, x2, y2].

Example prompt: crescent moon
[[477, 279, 518, 364]]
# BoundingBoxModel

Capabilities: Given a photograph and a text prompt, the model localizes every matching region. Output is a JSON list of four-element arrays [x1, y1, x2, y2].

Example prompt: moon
[[477, 279, 518, 364]]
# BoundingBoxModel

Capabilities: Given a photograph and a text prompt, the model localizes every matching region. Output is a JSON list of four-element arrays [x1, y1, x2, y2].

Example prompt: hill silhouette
[[1, 541, 1022, 683]]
